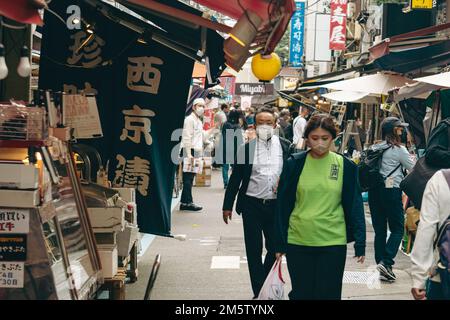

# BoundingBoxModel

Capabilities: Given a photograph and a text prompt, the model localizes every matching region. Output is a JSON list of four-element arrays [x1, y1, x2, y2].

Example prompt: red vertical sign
[[329, 0, 347, 50]]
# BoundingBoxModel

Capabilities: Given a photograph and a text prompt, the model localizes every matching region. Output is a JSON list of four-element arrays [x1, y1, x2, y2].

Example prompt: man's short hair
[[221, 103, 229, 111], [255, 106, 275, 120], [280, 109, 290, 117]]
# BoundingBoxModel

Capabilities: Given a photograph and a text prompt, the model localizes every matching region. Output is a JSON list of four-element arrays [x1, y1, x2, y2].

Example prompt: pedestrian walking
[[368, 117, 415, 281], [275, 114, 366, 300], [179, 98, 205, 211], [222, 106, 292, 298], [411, 169, 450, 300], [220, 110, 244, 189], [425, 117, 450, 169], [292, 107, 310, 150]]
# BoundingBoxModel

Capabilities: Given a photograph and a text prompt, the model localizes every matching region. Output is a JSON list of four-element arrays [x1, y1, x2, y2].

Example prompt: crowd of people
[[179, 98, 450, 300]]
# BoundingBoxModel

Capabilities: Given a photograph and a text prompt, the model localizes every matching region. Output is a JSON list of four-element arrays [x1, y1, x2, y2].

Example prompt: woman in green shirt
[[275, 114, 366, 300]]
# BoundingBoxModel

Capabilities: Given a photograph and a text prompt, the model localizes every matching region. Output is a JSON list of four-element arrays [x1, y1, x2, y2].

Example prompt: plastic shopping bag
[[257, 258, 285, 300], [182, 157, 203, 174]]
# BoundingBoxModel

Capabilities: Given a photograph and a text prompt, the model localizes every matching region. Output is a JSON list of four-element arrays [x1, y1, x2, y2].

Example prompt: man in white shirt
[[292, 107, 310, 150], [222, 106, 292, 298], [411, 169, 450, 300], [180, 98, 205, 211]]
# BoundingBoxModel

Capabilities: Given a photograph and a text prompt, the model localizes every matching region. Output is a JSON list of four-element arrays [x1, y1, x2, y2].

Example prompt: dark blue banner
[[38, 1, 195, 236]]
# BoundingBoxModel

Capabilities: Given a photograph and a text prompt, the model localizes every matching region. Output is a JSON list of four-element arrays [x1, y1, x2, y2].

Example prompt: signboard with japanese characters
[[0, 209, 29, 234], [289, 1, 305, 67], [0, 235, 27, 262], [0, 262, 24, 288], [62, 95, 103, 139], [329, 0, 348, 50], [39, 0, 196, 235]]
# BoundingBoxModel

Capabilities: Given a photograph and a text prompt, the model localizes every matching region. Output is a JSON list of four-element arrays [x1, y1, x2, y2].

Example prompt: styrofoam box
[[0, 164, 39, 190], [116, 223, 139, 257], [97, 245, 118, 278], [112, 188, 136, 203], [0, 189, 40, 208], [88, 207, 125, 233]]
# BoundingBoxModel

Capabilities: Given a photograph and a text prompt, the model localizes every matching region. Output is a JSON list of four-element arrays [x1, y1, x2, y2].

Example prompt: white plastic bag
[[182, 157, 203, 174], [257, 258, 285, 300]]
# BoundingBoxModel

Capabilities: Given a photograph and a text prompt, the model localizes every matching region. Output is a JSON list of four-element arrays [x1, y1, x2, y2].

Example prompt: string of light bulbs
[[0, 17, 32, 80]]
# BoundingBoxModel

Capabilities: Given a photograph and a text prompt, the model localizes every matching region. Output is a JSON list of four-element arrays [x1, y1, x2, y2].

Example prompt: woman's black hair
[[304, 114, 337, 139], [227, 110, 240, 125]]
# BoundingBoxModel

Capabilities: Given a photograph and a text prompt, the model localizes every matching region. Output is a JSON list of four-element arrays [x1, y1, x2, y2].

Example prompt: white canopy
[[322, 91, 371, 103], [413, 71, 450, 88], [322, 73, 415, 95], [389, 82, 440, 103]]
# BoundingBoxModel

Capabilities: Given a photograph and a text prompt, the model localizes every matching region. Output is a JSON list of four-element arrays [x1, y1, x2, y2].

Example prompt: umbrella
[[322, 73, 415, 95], [414, 71, 450, 87]]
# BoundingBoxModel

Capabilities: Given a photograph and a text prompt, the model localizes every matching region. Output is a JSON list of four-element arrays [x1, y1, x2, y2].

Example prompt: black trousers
[[181, 172, 195, 204], [286, 244, 347, 300], [368, 187, 404, 266], [241, 195, 277, 297]]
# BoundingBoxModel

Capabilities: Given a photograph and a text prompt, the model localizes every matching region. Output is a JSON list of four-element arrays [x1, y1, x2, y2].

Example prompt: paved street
[[126, 169, 413, 300]]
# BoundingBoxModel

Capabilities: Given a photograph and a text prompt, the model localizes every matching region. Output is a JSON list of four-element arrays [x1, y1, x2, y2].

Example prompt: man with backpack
[[359, 117, 415, 282], [411, 169, 450, 300]]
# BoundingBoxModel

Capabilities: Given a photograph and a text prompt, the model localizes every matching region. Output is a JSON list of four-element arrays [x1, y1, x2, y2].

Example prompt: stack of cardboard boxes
[[194, 157, 212, 187]]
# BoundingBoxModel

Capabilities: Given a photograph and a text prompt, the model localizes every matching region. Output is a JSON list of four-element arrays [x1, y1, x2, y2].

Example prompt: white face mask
[[309, 139, 331, 155], [256, 124, 274, 141], [195, 106, 205, 117]]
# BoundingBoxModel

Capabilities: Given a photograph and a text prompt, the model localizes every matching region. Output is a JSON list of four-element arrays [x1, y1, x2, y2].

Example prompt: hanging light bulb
[[0, 44, 8, 80], [17, 46, 31, 78]]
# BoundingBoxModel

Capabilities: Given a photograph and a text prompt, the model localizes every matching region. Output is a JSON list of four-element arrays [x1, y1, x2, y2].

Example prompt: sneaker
[[379, 273, 395, 283], [180, 203, 203, 211], [377, 263, 396, 282]]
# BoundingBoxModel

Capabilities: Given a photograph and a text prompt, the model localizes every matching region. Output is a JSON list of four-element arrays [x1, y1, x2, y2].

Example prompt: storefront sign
[[235, 83, 274, 96], [0, 209, 29, 234], [329, 0, 348, 50], [411, 0, 435, 9], [289, 1, 305, 67], [0, 235, 27, 261], [0, 262, 24, 288], [39, 0, 195, 236]]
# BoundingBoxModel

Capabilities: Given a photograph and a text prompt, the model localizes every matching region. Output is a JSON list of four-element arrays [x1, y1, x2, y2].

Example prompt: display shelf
[[0, 140, 45, 148]]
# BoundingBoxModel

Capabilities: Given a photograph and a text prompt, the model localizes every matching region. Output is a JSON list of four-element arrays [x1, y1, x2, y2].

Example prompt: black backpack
[[358, 146, 401, 192]]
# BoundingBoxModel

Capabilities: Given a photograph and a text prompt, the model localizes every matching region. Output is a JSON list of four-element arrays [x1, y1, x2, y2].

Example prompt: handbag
[[400, 123, 450, 209], [257, 258, 285, 300]]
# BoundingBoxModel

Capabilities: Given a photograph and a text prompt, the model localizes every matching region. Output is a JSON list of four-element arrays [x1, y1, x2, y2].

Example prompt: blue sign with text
[[289, 1, 305, 67]]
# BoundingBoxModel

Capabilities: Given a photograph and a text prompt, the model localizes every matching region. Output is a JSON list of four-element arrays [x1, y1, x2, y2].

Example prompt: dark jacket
[[222, 137, 293, 213], [425, 118, 450, 169], [220, 121, 244, 164], [274, 151, 366, 257]]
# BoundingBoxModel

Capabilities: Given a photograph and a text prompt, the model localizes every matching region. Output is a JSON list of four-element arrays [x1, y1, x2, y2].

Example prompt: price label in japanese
[[0, 209, 30, 234], [0, 235, 27, 261], [0, 262, 24, 288]]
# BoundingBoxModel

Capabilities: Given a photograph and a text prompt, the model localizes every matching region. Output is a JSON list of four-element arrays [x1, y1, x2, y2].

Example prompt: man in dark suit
[[222, 106, 293, 298]]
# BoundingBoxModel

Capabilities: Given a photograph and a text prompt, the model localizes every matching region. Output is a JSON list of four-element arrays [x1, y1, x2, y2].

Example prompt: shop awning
[[322, 73, 415, 95], [369, 22, 450, 61], [120, 0, 295, 71], [372, 39, 450, 75], [0, 0, 43, 25], [414, 71, 450, 87], [388, 82, 438, 103], [321, 91, 372, 103], [192, 62, 235, 78]]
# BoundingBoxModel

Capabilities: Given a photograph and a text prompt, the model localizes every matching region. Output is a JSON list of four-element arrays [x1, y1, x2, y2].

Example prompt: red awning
[[0, 0, 44, 26], [123, 0, 295, 71], [369, 22, 450, 61], [192, 0, 295, 54]]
